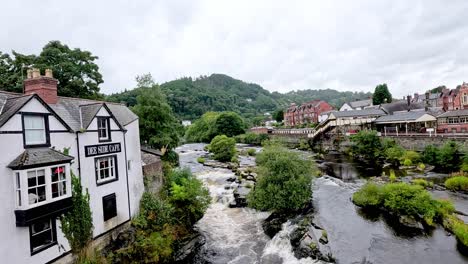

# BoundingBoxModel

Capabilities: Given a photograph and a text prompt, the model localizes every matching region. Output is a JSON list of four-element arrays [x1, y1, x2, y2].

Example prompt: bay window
[[14, 164, 71, 210], [23, 114, 50, 147], [95, 155, 118, 185]]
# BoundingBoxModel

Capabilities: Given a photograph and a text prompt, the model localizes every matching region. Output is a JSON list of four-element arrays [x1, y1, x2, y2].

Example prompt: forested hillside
[[106, 73, 372, 120]]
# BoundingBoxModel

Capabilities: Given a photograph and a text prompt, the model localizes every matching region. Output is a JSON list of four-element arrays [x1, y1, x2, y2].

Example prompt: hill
[[106, 74, 372, 121]]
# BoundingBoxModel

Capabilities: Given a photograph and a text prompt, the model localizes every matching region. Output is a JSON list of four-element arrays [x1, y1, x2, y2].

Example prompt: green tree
[[0, 41, 103, 99], [61, 173, 93, 253], [185, 112, 220, 142], [248, 146, 314, 213], [438, 141, 461, 172], [209, 135, 236, 162], [372, 83, 392, 105], [213, 112, 245, 137], [132, 74, 182, 151], [272, 109, 284, 122], [349, 130, 383, 162]]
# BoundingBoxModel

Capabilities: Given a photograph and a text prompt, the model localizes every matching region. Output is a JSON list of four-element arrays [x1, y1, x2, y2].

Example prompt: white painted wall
[[339, 103, 353, 111], [0, 98, 144, 264]]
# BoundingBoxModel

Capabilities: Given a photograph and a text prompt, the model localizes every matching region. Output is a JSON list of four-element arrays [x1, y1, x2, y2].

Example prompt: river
[[176, 143, 468, 264]]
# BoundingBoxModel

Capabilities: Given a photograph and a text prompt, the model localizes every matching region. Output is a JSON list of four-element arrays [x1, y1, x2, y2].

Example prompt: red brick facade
[[284, 100, 334, 127]]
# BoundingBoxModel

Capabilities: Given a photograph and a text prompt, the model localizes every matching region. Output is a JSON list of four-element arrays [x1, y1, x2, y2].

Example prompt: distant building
[[437, 109, 468, 133], [339, 99, 372, 111], [182, 120, 192, 127], [284, 100, 334, 126]]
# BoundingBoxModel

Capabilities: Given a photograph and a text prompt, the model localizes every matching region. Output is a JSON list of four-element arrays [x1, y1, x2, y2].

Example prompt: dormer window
[[23, 114, 50, 147], [97, 117, 111, 142]]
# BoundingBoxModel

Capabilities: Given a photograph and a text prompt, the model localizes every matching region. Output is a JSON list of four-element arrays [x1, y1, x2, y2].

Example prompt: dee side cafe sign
[[85, 143, 121, 157]]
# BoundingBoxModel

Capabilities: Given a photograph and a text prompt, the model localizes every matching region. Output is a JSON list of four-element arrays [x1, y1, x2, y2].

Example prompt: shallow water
[[176, 144, 468, 264]]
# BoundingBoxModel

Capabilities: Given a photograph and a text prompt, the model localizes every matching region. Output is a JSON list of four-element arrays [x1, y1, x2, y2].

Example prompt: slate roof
[[374, 111, 435, 123], [379, 101, 425, 114], [331, 109, 386, 118], [349, 99, 372, 109], [437, 109, 468, 118], [0, 91, 138, 132], [8, 148, 74, 170]]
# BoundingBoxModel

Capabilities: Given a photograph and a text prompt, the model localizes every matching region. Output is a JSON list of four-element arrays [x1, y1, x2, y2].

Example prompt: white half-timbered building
[[0, 69, 144, 263]]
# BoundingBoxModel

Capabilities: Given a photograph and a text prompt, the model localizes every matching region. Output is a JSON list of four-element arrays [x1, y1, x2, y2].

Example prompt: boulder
[[262, 213, 290, 238], [398, 215, 424, 230], [173, 232, 206, 263]]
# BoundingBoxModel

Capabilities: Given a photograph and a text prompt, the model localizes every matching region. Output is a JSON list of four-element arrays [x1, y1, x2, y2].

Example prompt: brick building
[[284, 100, 334, 126]]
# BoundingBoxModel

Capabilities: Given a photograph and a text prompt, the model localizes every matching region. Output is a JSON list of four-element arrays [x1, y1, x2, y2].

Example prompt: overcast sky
[[1, 0, 467, 97]]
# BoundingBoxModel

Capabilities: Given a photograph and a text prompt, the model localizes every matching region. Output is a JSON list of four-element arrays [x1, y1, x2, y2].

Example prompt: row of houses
[[0, 69, 145, 263], [283, 83, 468, 132]]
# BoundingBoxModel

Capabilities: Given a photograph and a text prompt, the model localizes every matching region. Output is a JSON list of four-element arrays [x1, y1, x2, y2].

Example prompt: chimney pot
[[27, 69, 33, 79], [45, 69, 53, 78], [32, 68, 40, 78]]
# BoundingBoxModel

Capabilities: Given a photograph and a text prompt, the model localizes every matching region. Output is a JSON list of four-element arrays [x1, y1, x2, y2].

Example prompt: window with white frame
[[15, 172, 21, 207], [30, 218, 56, 254], [96, 156, 117, 184], [97, 117, 110, 141], [23, 115, 47, 146], [27, 169, 46, 205], [51, 166, 67, 198]]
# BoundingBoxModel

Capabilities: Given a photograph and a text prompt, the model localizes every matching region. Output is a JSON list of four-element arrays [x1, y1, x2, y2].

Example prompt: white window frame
[[30, 218, 56, 254], [95, 155, 118, 185], [14, 164, 71, 210], [27, 169, 47, 205], [97, 117, 110, 141], [51, 166, 67, 199], [23, 115, 47, 146]]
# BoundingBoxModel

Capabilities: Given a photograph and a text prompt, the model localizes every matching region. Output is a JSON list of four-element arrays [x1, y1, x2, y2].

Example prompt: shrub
[[165, 169, 211, 227], [417, 163, 426, 170], [422, 145, 439, 165], [197, 157, 205, 164], [231, 156, 239, 164], [453, 219, 468, 247], [352, 182, 454, 226], [209, 135, 236, 162], [298, 140, 311, 151], [161, 149, 179, 166], [403, 159, 413, 166], [401, 150, 420, 165], [61, 173, 93, 254], [462, 154, 468, 173], [352, 183, 384, 207], [248, 146, 314, 213], [133, 192, 175, 231], [445, 176, 468, 191], [213, 112, 245, 138], [236, 133, 269, 145], [438, 141, 461, 172], [389, 169, 397, 182], [411, 178, 433, 188], [384, 146, 405, 166], [349, 130, 383, 162], [247, 148, 256, 156]]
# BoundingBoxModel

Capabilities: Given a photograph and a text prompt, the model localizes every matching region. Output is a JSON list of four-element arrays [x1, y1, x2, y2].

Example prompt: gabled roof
[[379, 101, 425, 114], [374, 111, 436, 124], [330, 109, 386, 118], [437, 109, 468, 118], [8, 148, 74, 170], [0, 91, 138, 132], [349, 99, 372, 108]]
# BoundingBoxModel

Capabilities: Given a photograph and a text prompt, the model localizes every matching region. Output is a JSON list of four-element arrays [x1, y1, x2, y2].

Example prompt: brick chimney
[[24, 68, 58, 104]]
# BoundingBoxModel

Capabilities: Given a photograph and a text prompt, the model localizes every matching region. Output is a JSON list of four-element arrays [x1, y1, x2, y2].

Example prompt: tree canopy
[[132, 74, 182, 151], [185, 111, 245, 143], [372, 83, 392, 105], [0, 41, 103, 99]]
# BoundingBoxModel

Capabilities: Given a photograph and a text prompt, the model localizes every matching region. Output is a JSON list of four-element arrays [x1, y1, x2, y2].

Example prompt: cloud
[[1, 0, 467, 97]]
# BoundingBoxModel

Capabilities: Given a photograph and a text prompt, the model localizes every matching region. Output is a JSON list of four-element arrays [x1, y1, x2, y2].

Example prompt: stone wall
[[389, 136, 468, 151]]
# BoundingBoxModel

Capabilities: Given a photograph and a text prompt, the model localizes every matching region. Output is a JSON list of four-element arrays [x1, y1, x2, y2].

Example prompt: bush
[[352, 183, 383, 208], [133, 192, 175, 231], [197, 157, 205, 164], [453, 219, 468, 247], [411, 178, 433, 188], [247, 148, 256, 156], [438, 141, 462, 172], [401, 150, 420, 165], [248, 146, 314, 213], [384, 146, 405, 166], [209, 135, 236, 162], [231, 156, 239, 163], [403, 159, 413, 166], [422, 145, 439, 165], [165, 169, 211, 227], [235, 133, 269, 145], [462, 154, 468, 173], [352, 182, 454, 226], [213, 112, 245, 137], [161, 149, 179, 166], [349, 130, 383, 162], [445, 176, 468, 191]]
